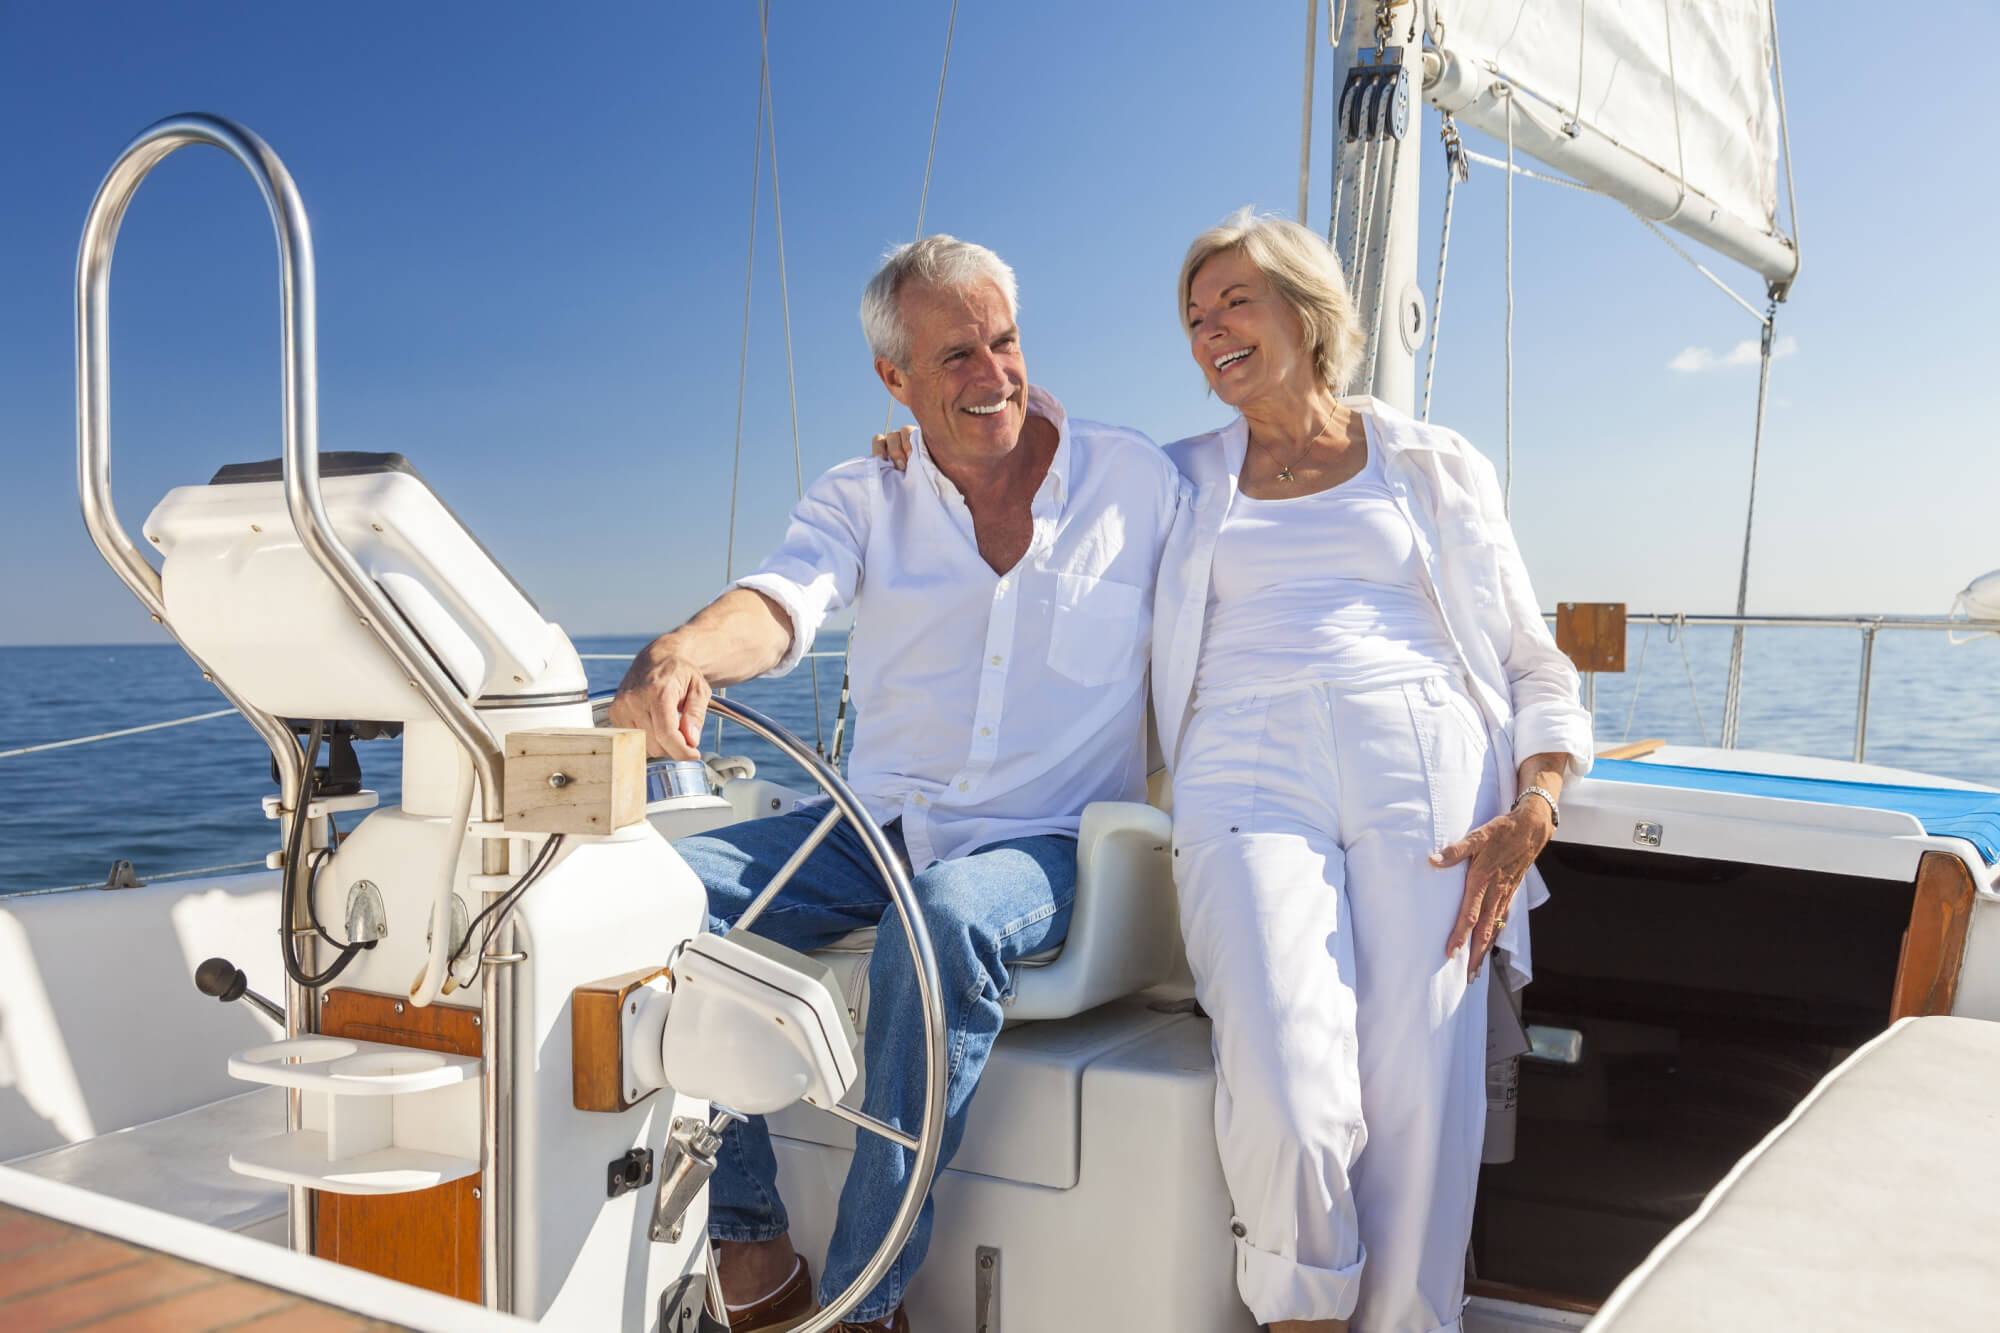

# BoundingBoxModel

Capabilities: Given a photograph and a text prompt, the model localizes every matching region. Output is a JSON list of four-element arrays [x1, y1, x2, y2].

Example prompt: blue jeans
[[675, 810, 1077, 1322]]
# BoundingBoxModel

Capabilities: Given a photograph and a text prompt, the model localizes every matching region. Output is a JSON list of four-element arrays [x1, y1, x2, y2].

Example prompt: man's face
[[875, 279, 1028, 468]]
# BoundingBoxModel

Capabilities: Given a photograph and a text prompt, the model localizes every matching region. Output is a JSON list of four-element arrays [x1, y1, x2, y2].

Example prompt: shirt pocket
[[1439, 515, 1510, 640], [1047, 571, 1143, 687]]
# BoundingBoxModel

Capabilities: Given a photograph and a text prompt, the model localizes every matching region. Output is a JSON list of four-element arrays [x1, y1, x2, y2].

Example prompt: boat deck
[[0, 1202, 403, 1332]]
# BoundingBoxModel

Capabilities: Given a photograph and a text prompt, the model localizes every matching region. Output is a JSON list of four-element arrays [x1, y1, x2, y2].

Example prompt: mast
[[1332, 1, 1427, 415]]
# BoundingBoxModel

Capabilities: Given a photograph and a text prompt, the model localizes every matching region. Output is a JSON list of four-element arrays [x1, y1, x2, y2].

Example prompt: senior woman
[[1155, 210, 1593, 1333]]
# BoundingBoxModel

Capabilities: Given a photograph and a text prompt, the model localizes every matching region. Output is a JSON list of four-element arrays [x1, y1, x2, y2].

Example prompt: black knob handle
[[196, 957, 249, 1003]]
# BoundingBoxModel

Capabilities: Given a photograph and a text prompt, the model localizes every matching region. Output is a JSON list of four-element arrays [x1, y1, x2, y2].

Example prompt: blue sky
[[3, 1, 1996, 646]]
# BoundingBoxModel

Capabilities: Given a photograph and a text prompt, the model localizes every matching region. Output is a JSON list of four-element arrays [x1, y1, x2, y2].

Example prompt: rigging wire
[[724, 42, 768, 589], [1502, 83, 1514, 516], [714, 10, 772, 757], [25, 858, 267, 897], [1619, 621, 1651, 741], [1298, 0, 1318, 224], [0, 707, 235, 759], [833, 0, 962, 768], [1420, 116, 1468, 422], [755, 0, 825, 755], [1671, 614, 1710, 746], [1720, 307, 1779, 747], [1460, 147, 1772, 326]]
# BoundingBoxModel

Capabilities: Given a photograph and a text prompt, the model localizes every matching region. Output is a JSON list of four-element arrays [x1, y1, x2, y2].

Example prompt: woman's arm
[[1462, 442, 1595, 778]]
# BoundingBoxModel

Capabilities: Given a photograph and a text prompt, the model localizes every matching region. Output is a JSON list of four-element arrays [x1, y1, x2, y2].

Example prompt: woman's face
[[1185, 249, 1313, 410]]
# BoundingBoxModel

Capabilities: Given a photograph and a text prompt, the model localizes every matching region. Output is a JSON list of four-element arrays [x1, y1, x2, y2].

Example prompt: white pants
[[1171, 675, 1501, 1332]]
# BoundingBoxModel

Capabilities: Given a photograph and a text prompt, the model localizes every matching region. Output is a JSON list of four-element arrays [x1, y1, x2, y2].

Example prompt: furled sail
[[1426, 0, 1794, 283]]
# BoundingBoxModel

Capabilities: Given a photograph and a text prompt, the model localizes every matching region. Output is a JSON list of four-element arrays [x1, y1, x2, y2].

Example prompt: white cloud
[[1668, 333, 1797, 373]]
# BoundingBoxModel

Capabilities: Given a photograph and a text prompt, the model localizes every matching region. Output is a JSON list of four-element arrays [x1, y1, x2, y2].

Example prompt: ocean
[[4, 624, 1999, 895]]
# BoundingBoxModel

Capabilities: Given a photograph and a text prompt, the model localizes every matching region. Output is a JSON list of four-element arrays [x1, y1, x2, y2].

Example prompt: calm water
[[3, 625, 1999, 894]]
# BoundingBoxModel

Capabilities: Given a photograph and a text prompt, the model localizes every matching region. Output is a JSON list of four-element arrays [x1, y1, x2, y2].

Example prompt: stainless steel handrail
[[602, 691, 948, 1332], [1556, 609, 2000, 763], [78, 113, 509, 836], [75, 113, 514, 1307], [75, 111, 332, 1260]]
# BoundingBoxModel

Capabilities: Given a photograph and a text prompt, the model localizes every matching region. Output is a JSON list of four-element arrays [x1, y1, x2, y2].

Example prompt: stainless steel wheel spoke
[[732, 805, 843, 934]]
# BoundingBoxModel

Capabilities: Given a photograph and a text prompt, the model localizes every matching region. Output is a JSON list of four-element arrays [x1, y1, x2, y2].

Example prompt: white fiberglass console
[[143, 452, 585, 724]]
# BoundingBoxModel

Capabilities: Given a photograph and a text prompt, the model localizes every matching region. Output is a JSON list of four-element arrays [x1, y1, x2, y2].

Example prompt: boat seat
[[1586, 1016, 2000, 1333], [680, 783, 1181, 1027], [822, 800, 1178, 1027]]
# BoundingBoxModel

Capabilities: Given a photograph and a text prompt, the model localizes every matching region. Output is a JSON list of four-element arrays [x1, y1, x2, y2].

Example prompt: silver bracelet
[[1514, 785, 1559, 828]]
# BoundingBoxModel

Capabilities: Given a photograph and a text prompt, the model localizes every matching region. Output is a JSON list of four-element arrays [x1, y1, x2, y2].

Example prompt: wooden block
[[315, 989, 482, 1304], [572, 965, 670, 1112], [503, 726, 647, 835], [1890, 851, 1977, 1020], [1555, 602, 1627, 673], [1598, 738, 1666, 760]]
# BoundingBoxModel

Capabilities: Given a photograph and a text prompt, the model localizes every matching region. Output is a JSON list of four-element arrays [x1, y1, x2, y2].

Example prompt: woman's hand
[[1432, 752, 1568, 981], [872, 425, 915, 471]]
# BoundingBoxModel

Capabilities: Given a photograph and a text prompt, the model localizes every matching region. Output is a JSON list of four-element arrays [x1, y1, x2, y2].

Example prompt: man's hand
[[606, 589, 797, 760], [608, 636, 713, 760]]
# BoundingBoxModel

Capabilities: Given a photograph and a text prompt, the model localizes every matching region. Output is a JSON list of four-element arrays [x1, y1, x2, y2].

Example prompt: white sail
[[1434, 0, 1787, 248]]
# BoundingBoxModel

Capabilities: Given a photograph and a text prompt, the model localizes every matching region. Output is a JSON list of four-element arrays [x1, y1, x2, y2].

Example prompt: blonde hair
[[1177, 207, 1364, 393]]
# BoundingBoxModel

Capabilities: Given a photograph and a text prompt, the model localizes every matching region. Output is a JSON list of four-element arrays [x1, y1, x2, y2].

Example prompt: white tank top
[[1194, 429, 1458, 699]]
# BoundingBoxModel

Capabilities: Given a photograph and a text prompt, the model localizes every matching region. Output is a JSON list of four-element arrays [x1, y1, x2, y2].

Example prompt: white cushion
[[1587, 1016, 2000, 1333]]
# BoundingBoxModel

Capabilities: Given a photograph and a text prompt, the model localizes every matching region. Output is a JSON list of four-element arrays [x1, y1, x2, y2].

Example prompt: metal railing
[[1567, 611, 2000, 764]]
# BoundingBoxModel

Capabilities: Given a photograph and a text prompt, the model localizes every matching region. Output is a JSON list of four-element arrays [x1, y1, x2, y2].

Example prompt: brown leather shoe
[[834, 1308, 909, 1333], [725, 1255, 817, 1333]]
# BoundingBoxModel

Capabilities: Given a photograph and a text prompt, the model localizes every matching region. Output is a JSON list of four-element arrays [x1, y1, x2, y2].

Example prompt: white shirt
[[1195, 427, 1458, 698], [737, 386, 1186, 869], [1152, 397, 1593, 988]]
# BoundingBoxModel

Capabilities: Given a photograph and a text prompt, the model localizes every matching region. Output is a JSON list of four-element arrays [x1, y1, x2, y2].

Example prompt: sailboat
[[6, 4, 2000, 1331]]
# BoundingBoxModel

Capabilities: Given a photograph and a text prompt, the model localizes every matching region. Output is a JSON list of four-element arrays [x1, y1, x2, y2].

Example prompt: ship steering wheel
[[638, 694, 948, 1333]]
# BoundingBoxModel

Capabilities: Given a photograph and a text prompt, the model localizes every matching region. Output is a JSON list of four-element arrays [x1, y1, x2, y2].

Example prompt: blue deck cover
[[1588, 757, 2000, 865]]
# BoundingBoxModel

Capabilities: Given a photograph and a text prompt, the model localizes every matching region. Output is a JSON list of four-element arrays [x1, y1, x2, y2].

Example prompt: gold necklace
[[1262, 411, 1340, 483]]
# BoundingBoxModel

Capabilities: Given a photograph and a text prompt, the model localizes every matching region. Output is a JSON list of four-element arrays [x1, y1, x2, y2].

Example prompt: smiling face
[[1185, 248, 1315, 412], [875, 278, 1028, 469]]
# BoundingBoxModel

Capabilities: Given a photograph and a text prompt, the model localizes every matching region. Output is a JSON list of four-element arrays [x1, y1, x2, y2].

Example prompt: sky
[[2, 1, 1996, 646]]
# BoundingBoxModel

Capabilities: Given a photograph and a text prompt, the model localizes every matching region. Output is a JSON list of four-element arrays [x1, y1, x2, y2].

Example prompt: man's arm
[[608, 588, 794, 760]]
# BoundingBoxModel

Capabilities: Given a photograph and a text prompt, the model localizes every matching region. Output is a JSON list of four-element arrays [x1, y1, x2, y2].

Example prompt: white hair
[[859, 234, 1019, 368]]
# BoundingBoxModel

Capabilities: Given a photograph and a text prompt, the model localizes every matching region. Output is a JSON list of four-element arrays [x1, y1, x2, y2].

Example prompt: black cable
[[448, 834, 565, 982], [280, 722, 368, 989], [453, 835, 561, 969]]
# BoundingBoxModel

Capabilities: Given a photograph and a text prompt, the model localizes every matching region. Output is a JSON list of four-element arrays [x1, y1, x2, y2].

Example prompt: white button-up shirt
[[736, 386, 1186, 868]]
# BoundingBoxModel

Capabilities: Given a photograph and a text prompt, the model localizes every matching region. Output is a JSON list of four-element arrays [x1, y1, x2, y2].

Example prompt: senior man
[[611, 235, 1183, 1333]]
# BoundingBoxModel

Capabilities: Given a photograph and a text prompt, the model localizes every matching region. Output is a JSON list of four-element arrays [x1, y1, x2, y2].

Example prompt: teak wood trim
[[1597, 738, 1667, 760], [1555, 602, 1627, 673], [1466, 1278, 1601, 1316], [0, 1201, 362, 1329], [573, 965, 670, 1112], [314, 988, 482, 1304], [1890, 851, 1978, 1020]]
